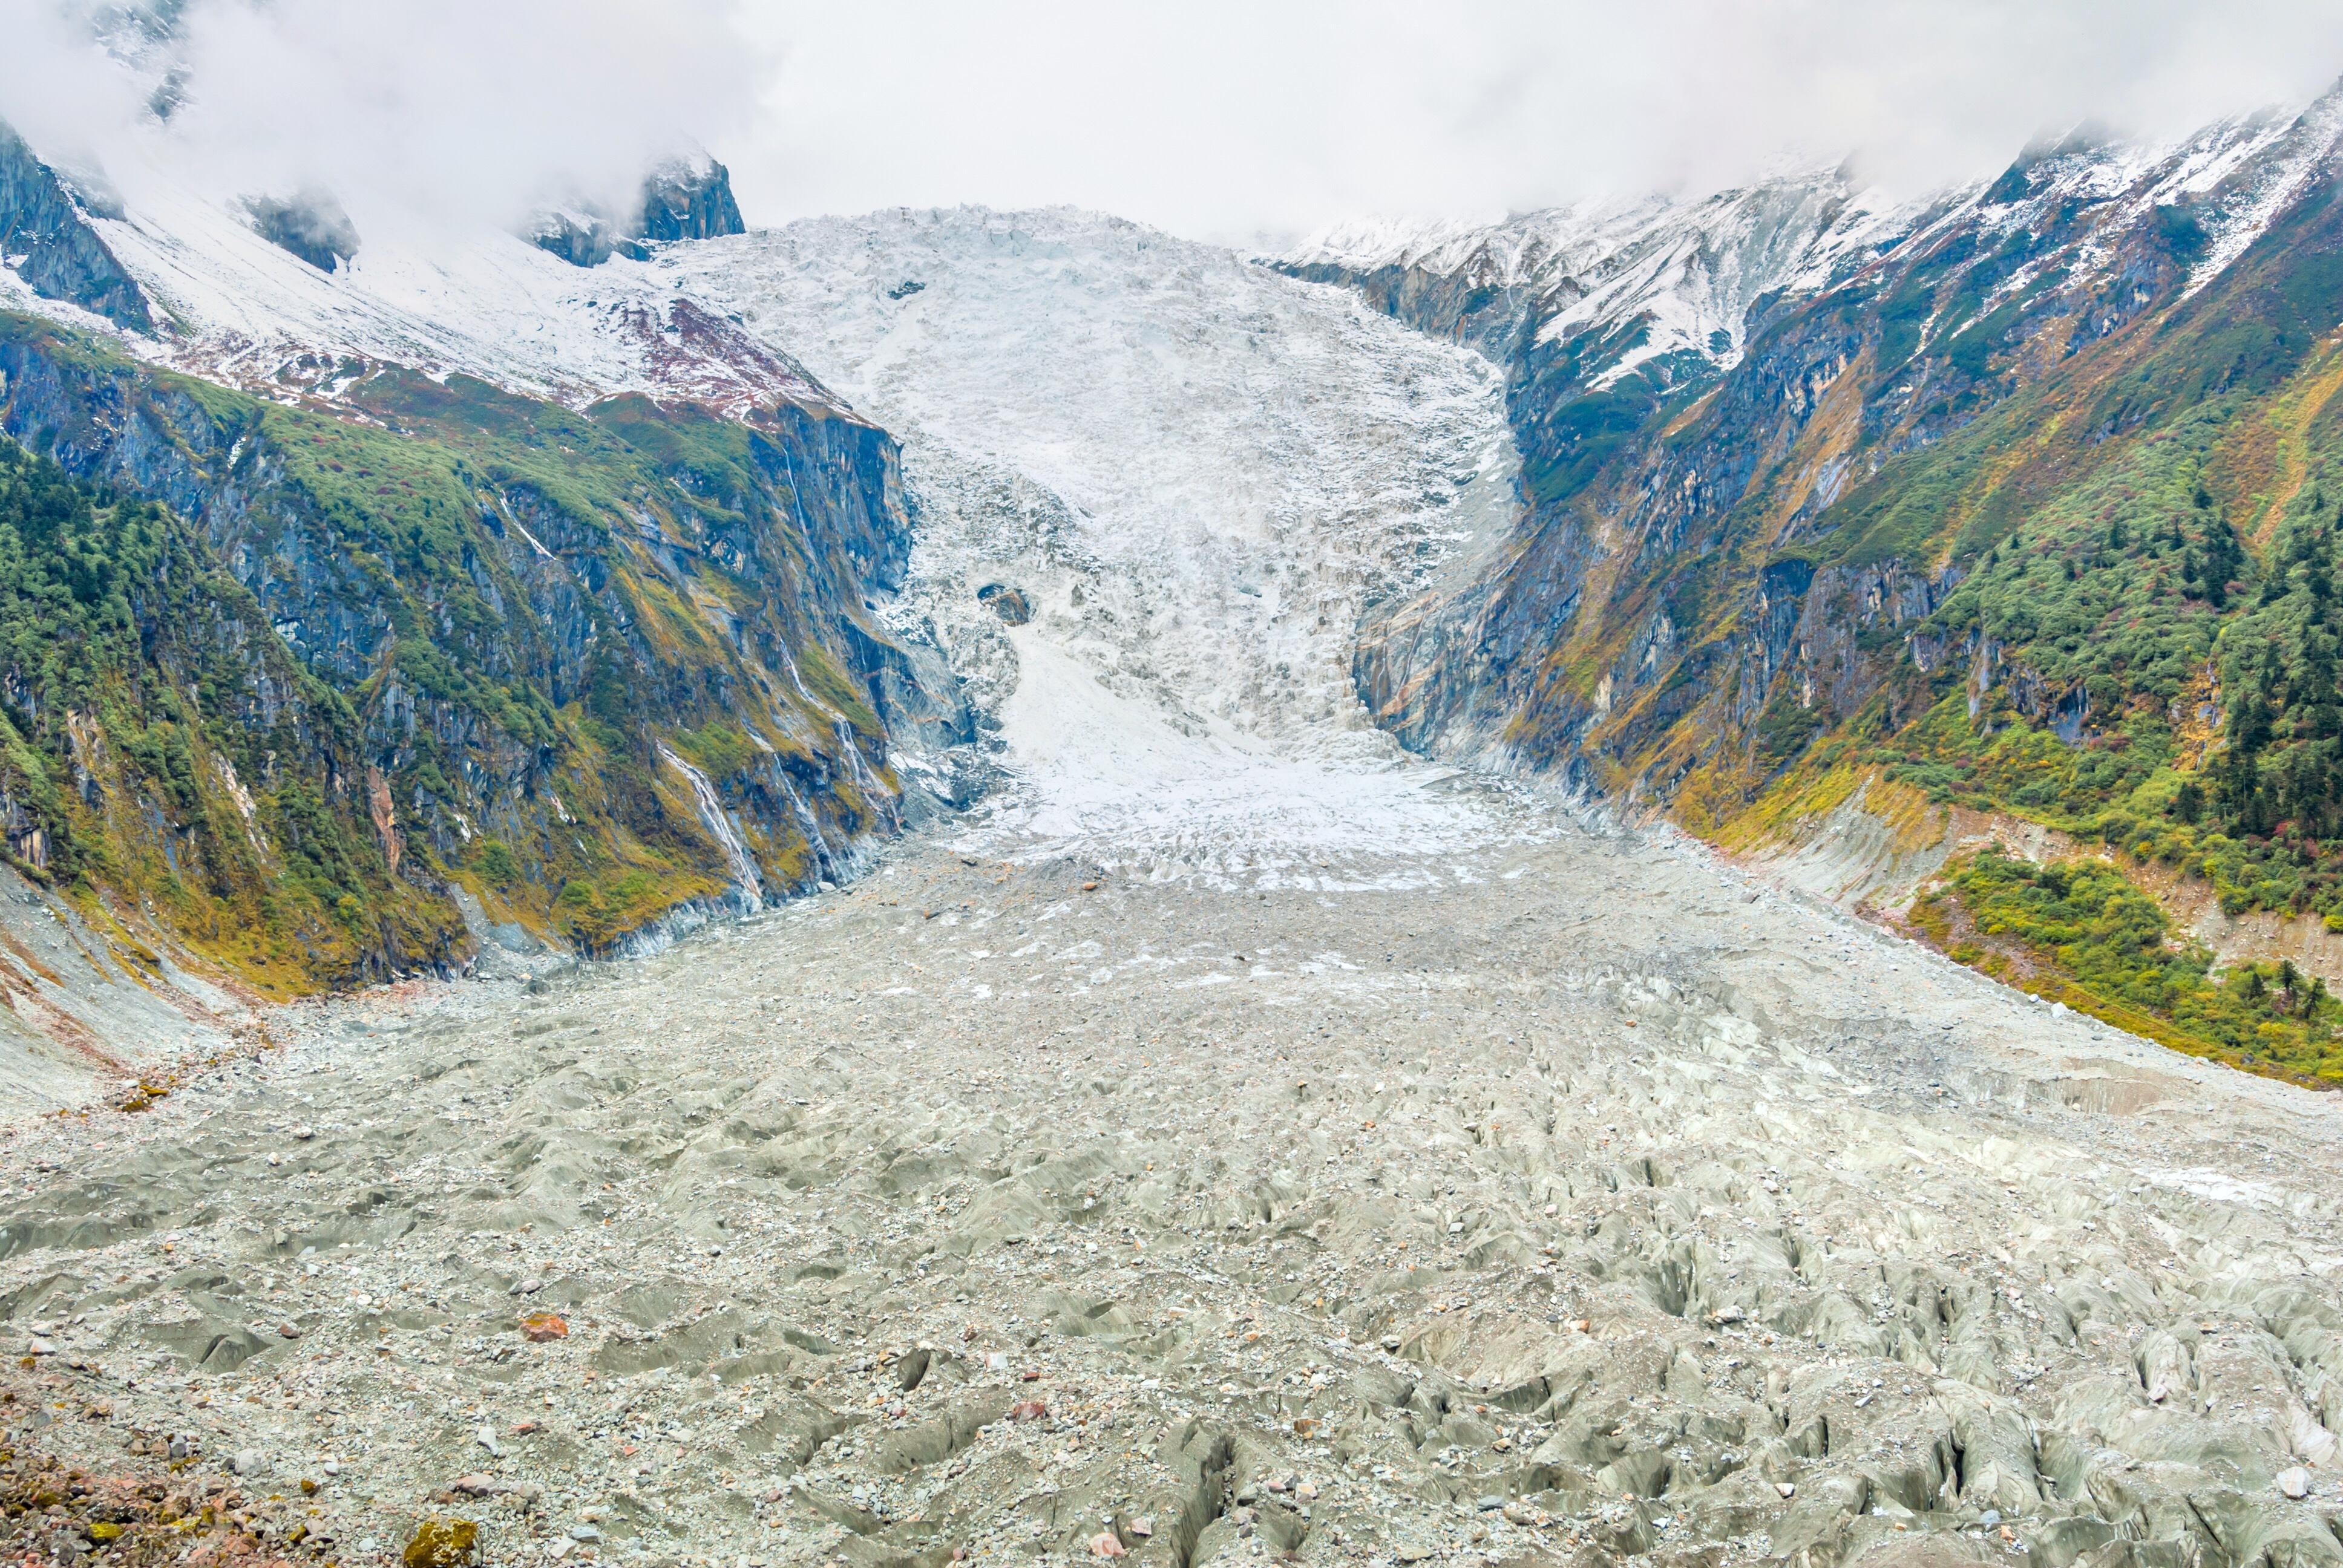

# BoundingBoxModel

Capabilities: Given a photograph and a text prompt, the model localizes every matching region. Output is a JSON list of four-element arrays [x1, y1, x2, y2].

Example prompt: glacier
[[10, 108, 2341, 892], [655, 207, 1536, 879], [2, 178, 1548, 881]]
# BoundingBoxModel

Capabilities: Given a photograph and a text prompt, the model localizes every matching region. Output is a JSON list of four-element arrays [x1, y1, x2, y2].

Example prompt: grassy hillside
[[0, 311, 958, 988], [1909, 851, 2343, 1083], [1345, 131, 2343, 1083]]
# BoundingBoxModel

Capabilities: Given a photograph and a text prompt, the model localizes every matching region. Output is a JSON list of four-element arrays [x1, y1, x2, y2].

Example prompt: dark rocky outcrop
[[637, 156, 746, 245], [0, 120, 148, 332], [1277, 257, 1538, 362], [529, 209, 628, 269], [976, 583, 1032, 626], [244, 190, 361, 273], [531, 155, 747, 269]]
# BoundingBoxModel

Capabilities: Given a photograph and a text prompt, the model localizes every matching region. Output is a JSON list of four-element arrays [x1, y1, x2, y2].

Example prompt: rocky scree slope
[[0, 118, 972, 1043], [11, 835, 2343, 1568], [1286, 90, 2343, 1080]]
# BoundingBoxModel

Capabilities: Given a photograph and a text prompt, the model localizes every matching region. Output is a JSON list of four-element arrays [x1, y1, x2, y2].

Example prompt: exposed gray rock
[[243, 189, 360, 273], [530, 154, 745, 269], [637, 155, 745, 245], [528, 207, 626, 269], [0, 119, 148, 331], [976, 583, 1032, 626]]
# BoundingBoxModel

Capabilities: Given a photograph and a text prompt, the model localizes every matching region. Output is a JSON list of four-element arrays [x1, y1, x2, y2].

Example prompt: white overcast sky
[[737, 0, 2343, 241], [4, 0, 2342, 245]]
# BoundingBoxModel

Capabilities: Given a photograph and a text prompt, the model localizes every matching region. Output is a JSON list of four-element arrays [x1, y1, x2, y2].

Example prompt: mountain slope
[[0, 434, 455, 981], [1288, 90, 2343, 1082], [0, 117, 977, 1054], [0, 118, 147, 331], [0, 306, 965, 961]]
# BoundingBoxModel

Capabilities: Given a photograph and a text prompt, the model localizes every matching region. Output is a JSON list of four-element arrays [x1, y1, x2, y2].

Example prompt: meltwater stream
[[666, 207, 1538, 878]]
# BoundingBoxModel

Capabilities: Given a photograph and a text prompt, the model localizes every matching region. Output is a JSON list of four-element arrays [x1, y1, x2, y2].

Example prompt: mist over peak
[[0, 0, 767, 244]]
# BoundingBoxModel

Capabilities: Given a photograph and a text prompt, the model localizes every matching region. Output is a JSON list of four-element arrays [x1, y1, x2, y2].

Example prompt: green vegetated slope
[[1729, 172, 2343, 1081], [0, 310, 957, 990], [1910, 852, 2342, 1083], [0, 437, 455, 991], [1343, 128, 2343, 1083]]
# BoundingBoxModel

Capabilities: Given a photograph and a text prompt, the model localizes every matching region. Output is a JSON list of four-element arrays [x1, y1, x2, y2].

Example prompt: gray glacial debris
[[7, 828, 2343, 1568], [0, 862, 255, 1118]]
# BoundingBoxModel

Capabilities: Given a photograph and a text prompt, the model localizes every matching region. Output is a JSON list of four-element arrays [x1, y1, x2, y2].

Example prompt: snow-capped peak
[[1287, 172, 1916, 388]]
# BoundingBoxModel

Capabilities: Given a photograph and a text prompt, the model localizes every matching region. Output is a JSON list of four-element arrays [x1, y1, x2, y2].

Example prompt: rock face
[[528, 210, 628, 270], [243, 191, 361, 273], [0, 119, 148, 331], [531, 155, 747, 269], [0, 308, 972, 976], [0, 434, 467, 985], [0, 118, 991, 1023], [637, 155, 747, 245], [975, 583, 1032, 626]]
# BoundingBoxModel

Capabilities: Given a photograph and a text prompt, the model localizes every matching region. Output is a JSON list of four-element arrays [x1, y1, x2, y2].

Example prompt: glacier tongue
[[658, 207, 1537, 877]]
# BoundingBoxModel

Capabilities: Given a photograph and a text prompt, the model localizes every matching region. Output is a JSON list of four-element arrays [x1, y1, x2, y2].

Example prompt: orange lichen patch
[[2170, 661, 2224, 772], [403, 1518, 480, 1568], [1868, 776, 1947, 857], [519, 1311, 569, 1342], [1671, 752, 1769, 838], [1711, 762, 1869, 854]]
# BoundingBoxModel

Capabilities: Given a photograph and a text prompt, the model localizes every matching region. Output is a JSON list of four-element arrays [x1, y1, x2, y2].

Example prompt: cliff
[[0, 120, 148, 331], [532, 155, 749, 268], [1292, 92, 2343, 1079], [0, 310, 969, 979]]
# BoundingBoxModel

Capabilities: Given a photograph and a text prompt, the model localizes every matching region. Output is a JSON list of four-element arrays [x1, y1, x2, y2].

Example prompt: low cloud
[[0, 0, 772, 239], [2, 0, 2338, 247], [738, 0, 2343, 242]]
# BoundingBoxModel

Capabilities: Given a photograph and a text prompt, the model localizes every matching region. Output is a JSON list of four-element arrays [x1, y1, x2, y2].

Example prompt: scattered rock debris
[[5, 831, 2343, 1568]]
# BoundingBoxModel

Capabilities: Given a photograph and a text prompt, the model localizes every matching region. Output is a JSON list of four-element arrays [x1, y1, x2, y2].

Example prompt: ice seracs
[[657, 206, 1536, 874]]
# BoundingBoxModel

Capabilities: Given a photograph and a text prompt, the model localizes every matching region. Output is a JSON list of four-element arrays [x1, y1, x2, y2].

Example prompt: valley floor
[[6, 201, 2343, 1568], [8, 807, 2343, 1568]]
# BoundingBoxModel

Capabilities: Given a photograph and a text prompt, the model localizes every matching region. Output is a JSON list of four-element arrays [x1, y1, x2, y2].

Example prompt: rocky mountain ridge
[[14, 65, 2343, 1094], [0, 114, 978, 1096], [0, 118, 148, 330], [1280, 85, 2343, 1080], [529, 155, 749, 269]]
